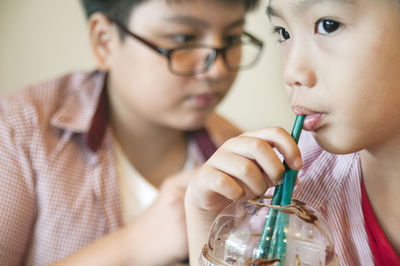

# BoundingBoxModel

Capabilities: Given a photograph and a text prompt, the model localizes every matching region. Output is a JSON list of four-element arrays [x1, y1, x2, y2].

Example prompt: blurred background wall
[[0, 0, 294, 131]]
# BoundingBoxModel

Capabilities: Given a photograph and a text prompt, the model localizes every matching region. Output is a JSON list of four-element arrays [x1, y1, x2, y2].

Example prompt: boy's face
[[268, 0, 400, 154], [106, 0, 246, 131]]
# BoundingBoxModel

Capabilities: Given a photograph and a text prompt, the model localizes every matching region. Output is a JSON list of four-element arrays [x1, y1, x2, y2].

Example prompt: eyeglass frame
[[107, 18, 264, 76]]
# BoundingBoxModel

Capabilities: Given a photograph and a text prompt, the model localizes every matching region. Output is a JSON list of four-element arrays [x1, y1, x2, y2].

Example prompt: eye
[[169, 34, 196, 44], [273, 27, 291, 42], [315, 19, 341, 35], [225, 34, 242, 45]]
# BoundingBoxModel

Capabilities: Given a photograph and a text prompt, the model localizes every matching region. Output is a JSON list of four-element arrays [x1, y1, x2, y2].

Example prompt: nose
[[283, 42, 316, 89], [199, 49, 230, 79]]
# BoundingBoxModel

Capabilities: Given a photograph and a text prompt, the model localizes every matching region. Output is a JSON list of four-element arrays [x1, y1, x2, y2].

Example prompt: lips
[[293, 106, 324, 131], [187, 92, 220, 108], [303, 113, 324, 131]]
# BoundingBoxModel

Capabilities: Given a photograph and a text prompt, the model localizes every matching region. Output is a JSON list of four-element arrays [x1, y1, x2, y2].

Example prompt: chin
[[166, 117, 205, 131], [312, 131, 363, 155], [180, 119, 207, 131], [184, 124, 205, 132], [180, 111, 214, 130]]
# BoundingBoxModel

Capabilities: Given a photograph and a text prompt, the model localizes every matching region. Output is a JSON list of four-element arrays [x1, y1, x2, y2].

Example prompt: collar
[[50, 71, 108, 152], [190, 129, 217, 160]]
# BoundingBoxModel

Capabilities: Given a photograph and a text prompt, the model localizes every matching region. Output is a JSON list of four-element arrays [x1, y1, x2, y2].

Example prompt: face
[[268, 0, 400, 154], [106, 0, 246, 131]]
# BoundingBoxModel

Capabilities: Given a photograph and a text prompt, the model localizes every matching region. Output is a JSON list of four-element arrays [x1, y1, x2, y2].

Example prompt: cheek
[[324, 35, 386, 115], [128, 80, 184, 113], [330, 70, 373, 131], [113, 47, 184, 100], [112, 41, 172, 81], [344, 45, 400, 122], [328, 66, 399, 150]]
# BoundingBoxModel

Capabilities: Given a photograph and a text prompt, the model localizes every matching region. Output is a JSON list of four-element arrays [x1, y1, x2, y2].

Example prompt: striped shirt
[[0, 71, 241, 265], [287, 131, 374, 265]]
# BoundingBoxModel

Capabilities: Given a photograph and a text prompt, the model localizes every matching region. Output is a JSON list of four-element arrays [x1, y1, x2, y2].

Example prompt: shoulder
[[204, 113, 242, 147], [0, 71, 95, 112], [0, 71, 99, 135]]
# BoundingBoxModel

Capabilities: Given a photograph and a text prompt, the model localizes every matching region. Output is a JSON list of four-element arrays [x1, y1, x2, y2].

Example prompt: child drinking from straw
[[185, 0, 400, 265]]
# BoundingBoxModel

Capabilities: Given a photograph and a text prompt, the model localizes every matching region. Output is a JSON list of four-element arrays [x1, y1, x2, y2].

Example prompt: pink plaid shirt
[[0, 71, 241, 265], [285, 131, 375, 265]]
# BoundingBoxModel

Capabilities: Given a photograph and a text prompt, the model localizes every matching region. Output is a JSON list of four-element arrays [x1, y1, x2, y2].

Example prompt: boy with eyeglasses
[[0, 0, 263, 265], [185, 0, 400, 265]]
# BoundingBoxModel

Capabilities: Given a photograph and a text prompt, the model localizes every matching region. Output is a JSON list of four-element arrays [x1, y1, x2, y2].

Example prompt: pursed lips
[[292, 105, 325, 131], [292, 106, 318, 116]]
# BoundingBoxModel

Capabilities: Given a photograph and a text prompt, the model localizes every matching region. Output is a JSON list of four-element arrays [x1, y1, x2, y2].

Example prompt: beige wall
[[0, 0, 294, 131]]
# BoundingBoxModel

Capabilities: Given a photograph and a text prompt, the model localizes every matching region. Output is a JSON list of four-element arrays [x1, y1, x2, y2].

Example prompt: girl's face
[[107, 0, 246, 131], [268, 0, 400, 154]]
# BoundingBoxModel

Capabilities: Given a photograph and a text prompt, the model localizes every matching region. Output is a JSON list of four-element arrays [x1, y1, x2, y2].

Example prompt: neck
[[113, 117, 185, 156], [359, 135, 400, 253], [112, 114, 188, 187], [108, 89, 188, 188], [360, 135, 400, 188]]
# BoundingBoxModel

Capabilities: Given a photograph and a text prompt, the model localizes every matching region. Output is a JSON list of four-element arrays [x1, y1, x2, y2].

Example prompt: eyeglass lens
[[170, 38, 261, 75]]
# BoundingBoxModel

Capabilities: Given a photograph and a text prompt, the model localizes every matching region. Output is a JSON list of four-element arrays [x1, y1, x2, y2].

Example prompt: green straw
[[256, 115, 305, 262], [279, 115, 304, 206]]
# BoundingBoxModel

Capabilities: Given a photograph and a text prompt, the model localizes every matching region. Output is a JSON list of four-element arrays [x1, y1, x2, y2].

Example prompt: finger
[[207, 150, 269, 196], [241, 127, 303, 170], [219, 136, 285, 186], [194, 165, 245, 202]]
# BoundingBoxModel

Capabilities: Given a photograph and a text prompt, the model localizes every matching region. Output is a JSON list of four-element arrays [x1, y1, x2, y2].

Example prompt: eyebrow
[[164, 16, 245, 30], [266, 0, 356, 19]]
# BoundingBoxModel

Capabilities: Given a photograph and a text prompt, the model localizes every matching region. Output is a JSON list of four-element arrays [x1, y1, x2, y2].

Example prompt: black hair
[[81, 0, 260, 26]]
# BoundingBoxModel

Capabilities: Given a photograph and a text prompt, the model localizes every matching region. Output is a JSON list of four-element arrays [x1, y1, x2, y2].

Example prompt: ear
[[88, 13, 117, 71]]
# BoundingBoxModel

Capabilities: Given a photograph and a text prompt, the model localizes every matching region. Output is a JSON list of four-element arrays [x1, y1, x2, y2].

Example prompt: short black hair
[[81, 0, 260, 26]]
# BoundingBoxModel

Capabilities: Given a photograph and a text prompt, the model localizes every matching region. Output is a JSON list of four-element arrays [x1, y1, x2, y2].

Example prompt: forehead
[[267, 0, 358, 17], [166, 0, 248, 7], [130, 0, 247, 31], [144, 0, 246, 18]]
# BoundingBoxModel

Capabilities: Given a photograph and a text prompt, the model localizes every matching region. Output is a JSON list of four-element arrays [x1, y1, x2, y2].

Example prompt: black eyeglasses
[[110, 19, 264, 76]]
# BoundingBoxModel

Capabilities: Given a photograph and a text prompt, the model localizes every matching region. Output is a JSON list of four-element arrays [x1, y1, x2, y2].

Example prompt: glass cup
[[199, 196, 338, 266]]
